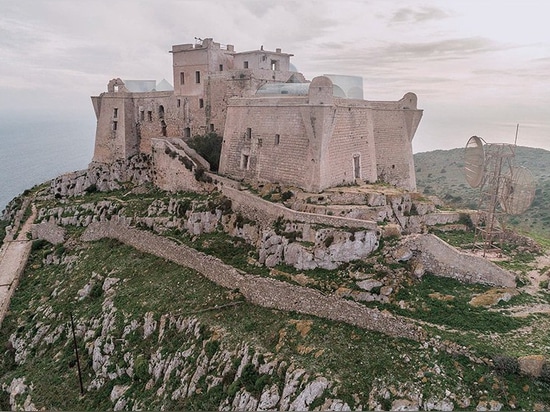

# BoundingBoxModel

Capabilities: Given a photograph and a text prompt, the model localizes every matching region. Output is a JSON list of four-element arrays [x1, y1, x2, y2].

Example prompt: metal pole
[[70, 312, 85, 396], [514, 123, 519, 146]]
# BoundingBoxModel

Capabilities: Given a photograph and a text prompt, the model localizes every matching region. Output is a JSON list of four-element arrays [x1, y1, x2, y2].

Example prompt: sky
[[1, 0, 549, 153]]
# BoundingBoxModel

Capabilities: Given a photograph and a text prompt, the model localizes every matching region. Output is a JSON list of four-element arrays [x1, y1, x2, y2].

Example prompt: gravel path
[[0, 205, 36, 326]]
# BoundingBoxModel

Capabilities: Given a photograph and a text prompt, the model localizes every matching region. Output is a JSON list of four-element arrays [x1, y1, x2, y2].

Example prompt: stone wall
[[397, 234, 516, 287], [51, 154, 151, 197], [220, 186, 378, 231], [81, 218, 425, 342]]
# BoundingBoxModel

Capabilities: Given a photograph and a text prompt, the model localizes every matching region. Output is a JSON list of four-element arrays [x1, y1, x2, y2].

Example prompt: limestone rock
[[258, 384, 281, 411], [392, 246, 413, 262], [110, 385, 130, 402], [391, 398, 419, 411], [518, 355, 546, 377], [289, 377, 329, 411], [356, 279, 383, 291]]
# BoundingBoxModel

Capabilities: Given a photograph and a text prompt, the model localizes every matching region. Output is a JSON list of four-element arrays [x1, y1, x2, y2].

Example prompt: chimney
[[276, 48, 281, 53]]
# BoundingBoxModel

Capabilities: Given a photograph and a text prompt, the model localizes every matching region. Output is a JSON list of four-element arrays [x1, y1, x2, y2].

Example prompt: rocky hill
[[1, 160, 550, 410]]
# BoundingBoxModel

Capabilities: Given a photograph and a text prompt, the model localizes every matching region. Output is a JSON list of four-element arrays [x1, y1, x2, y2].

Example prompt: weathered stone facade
[[90, 37, 422, 193]]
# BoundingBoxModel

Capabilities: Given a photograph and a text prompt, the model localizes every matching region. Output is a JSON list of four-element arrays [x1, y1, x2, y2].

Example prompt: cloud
[[390, 6, 450, 23]]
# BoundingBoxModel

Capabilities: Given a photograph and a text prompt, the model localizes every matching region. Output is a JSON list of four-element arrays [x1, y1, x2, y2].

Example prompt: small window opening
[[114, 85, 119, 92], [275, 134, 280, 145], [184, 127, 191, 138], [262, 55, 266, 61], [158, 105, 165, 119], [241, 154, 250, 170], [195, 71, 201, 83], [199, 98, 204, 108], [113, 108, 118, 118], [180, 72, 185, 85], [140, 110, 144, 121], [271, 60, 279, 70], [219, 64, 223, 71], [147, 111, 152, 122], [353, 155, 361, 179], [161, 120, 167, 137], [210, 123, 215, 132], [244, 61, 249, 69], [112, 121, 118, 131], [177, 99, 181, 108], [246, 128, 252, 139]]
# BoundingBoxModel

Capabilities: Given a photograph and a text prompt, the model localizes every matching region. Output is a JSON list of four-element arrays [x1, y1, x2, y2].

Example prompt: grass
[[391, 274, 525, 333]]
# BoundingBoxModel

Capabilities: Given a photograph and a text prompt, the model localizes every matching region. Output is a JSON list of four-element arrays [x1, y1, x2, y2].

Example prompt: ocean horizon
[[0, 114, 96, 212]]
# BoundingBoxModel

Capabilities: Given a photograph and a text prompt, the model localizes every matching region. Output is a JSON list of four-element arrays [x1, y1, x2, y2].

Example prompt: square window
[[244, 61, 249, 69]]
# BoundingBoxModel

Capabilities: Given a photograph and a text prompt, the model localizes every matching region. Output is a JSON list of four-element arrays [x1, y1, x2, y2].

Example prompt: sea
[[0, 114, 96, 213]]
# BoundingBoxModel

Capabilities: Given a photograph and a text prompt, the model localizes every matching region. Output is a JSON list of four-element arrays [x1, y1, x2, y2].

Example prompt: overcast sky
[[2, 0, 549, 152]]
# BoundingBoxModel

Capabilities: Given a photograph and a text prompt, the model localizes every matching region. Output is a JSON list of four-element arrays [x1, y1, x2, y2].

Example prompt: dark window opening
[[241, 154, 250, 170], [113, 108, 118, 118], [184, 127, 191, 138], [177, 99, 181, 108], [219, 64, 223, 71], [210, 123, 214, 132], [195, 71, 201, 83], [246, 128, 252, 139], [161, 120, 167, 137], [244, 61, 249, 69], [199, 98, 204, 108], [180, 72, 185, 85], [275, 134, 280, 145], [140, 110, 144, 121], [112, 121, 118, 131], [158, 105, 165, 119], [147, 111, 152, 122]]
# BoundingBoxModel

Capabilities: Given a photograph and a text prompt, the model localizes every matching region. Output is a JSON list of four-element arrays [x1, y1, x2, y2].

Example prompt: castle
[[91, 38, 423, 192]]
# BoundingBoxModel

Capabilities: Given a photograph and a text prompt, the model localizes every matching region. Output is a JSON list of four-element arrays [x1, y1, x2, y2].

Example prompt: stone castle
[[91, 37, 423, 192]]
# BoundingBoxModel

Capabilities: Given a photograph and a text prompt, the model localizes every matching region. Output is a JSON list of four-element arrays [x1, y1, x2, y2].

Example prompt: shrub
[[187, 132, 223, 171], [324, 235, 334, 248], [281, 191, 293, 201], [493, 355, 519, 375]]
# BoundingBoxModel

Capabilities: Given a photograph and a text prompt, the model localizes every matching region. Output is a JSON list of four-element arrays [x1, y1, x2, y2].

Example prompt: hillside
[[0, 175, 550, 410], [414, 146, 550, 240]]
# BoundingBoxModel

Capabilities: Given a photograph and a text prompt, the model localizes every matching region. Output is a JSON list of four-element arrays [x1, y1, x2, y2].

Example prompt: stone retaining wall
[[221, 186, 378, 231], [399, 234, 516, 287], [81, 218, 424, 342]]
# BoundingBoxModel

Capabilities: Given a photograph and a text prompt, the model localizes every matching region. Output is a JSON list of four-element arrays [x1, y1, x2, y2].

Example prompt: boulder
[[518, 355, 546, 377]]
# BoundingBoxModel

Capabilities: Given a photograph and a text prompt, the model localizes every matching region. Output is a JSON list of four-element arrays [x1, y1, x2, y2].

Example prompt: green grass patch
[[392, 274, 525, 333]]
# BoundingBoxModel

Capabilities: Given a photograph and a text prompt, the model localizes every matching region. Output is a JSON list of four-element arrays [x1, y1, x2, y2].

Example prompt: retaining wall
[[81, 218, 424, 342]]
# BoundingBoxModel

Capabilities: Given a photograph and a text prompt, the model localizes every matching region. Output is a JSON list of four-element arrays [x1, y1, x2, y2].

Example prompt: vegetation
[[186, 132, 223, 171], [2, 157, 550, 409]]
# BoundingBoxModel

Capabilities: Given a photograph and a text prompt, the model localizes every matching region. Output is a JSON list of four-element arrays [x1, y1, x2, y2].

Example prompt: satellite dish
[[463, 135, 536, 255], [464, 136, 485, 188], [499, 166, 536, 215]]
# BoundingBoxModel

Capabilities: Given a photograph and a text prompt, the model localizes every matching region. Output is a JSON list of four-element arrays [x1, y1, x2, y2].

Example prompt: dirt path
[[0, 205, 36, 326]]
